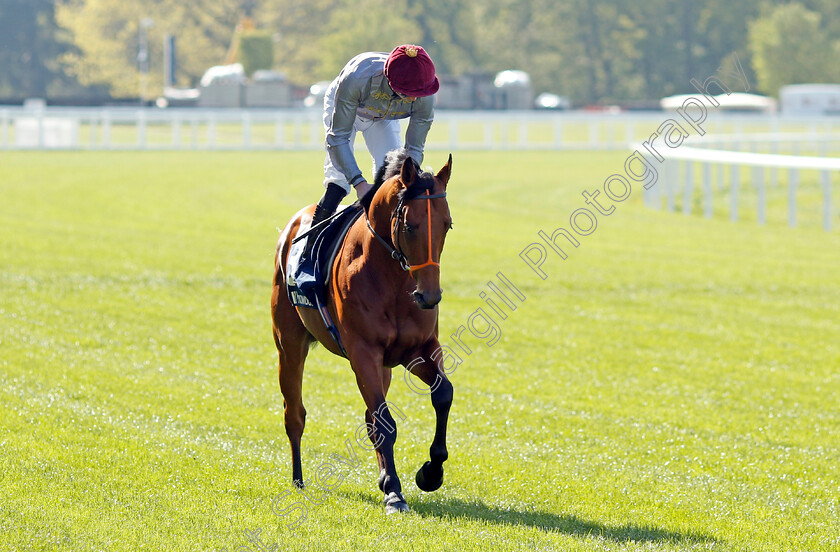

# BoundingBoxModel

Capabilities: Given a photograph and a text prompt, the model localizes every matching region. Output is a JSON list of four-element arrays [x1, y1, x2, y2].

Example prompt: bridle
[[366, 188, 447, 274]]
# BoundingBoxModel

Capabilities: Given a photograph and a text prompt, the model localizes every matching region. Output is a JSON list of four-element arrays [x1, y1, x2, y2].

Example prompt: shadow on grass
[[338, 491, 719, 545]]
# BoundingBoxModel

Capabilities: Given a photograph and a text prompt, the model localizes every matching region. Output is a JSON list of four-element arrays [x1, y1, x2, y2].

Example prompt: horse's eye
[[404, 224, 417, 234]]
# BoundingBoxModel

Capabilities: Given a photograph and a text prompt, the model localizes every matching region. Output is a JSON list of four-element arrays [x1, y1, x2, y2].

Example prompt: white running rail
[[642, 142, 838, 231]]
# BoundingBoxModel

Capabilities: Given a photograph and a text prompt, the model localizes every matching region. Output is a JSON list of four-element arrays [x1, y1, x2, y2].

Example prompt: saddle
[[285, 204, 364, 355]]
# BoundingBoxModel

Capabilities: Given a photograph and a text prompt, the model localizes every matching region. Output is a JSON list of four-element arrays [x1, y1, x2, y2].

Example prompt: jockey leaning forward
[[309, 44, 439, 233]]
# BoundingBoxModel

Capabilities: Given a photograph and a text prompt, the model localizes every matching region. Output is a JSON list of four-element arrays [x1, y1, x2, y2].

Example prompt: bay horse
[[271, 149, 454, 514]]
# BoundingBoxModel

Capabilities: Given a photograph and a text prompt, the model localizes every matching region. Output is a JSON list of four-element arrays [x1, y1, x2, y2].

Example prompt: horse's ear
[[435, 154, 453, 187], [400, 157, 417, 188]]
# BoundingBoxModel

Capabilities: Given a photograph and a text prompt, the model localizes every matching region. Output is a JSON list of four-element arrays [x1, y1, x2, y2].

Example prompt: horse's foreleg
[[364, 410, 388, 491], [365, 368, 393, 492], [408, 353, 453, 492], [349, 350, 408, 514]]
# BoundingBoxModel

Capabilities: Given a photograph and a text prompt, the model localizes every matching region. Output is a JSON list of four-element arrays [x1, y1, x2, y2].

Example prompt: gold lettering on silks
[[362, 105, 408, 118]]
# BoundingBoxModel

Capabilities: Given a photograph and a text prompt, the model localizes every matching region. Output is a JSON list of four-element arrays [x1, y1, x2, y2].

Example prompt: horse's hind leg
[[406, 347, 454, 493], [273, 312, 311, 488]]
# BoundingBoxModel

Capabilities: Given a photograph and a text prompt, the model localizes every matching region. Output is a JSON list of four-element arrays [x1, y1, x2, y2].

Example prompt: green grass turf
[[1, 149, 839, 551]]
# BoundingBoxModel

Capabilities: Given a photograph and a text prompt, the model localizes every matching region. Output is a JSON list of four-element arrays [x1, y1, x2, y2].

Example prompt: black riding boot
[[304, 183, 346, 257], [312, 183, 346, 227]]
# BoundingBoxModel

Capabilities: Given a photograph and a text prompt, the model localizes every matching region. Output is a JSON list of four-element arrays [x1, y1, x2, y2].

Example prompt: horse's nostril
[[414, 290, 441, 309]]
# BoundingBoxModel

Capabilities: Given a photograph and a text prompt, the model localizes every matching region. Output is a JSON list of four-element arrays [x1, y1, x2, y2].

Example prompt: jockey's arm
[[404, 96, 434, 168], [325, 79, 366, 188]]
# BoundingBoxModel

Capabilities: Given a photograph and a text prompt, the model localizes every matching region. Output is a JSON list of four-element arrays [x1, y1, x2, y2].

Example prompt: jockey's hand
[[354, 179, 372, 200]]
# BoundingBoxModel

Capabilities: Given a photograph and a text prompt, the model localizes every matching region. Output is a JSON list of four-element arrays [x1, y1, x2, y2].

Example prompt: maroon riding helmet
[[384, 45, 439, 97]]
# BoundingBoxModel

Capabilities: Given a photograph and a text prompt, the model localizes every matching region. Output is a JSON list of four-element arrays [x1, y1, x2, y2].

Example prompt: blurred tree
[[57, 0, 242, 98], [44, 0, 840, 104], [404, 0, 479, 77], [239, 30, 274, 76], [0, 0, 78, 98], [748, 2, 839, 95], [260, 0, 335, 85], [799, 0, 840, 37], [317, 0, 419, 79], [623, 0, 764, 100], [470, 0, 581, 98], [265, 0, 477, 86]]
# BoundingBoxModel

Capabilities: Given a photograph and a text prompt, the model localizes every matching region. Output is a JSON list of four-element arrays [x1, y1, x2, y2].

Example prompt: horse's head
[[372, 154, 452, 310], [395, 155, 452, 309]]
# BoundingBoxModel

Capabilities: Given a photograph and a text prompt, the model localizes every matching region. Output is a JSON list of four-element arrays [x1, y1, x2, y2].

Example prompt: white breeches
[[322, 105, 401, 192]]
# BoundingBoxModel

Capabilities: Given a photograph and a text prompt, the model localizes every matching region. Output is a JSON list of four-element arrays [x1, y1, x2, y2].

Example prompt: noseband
[[366, 189, 447, 274]]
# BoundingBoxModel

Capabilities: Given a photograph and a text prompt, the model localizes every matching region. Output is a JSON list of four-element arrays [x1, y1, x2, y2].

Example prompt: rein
[[366, 189, 447, 274]]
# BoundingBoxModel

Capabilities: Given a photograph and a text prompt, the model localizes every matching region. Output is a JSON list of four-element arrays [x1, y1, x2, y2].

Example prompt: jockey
[[311, 44, 439, 229]]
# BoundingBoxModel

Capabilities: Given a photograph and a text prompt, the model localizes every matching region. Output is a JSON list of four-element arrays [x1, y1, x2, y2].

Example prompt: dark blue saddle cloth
[[286, 204, 363, 310]]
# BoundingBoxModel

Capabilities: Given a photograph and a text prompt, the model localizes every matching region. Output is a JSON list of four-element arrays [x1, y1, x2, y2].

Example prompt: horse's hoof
[[383, 491, 410, 514], [378, 469, 387, 492], [293, 478, 305, 489], [415, 461, 444, 492]]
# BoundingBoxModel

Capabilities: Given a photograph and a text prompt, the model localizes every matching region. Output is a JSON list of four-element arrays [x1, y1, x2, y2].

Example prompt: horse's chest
[[382, 310, 435, 356]]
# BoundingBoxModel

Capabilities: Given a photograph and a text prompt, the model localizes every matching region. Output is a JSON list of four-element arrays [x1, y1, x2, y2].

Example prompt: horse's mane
[[361, 148, 436, 211]]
